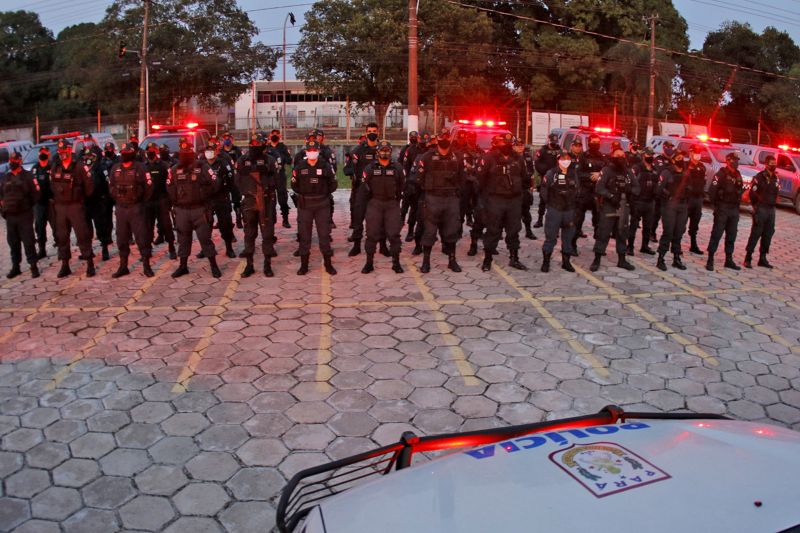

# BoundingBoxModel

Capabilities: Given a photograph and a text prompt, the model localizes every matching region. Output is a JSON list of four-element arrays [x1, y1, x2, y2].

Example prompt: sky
[[3, 0, 800, 78]]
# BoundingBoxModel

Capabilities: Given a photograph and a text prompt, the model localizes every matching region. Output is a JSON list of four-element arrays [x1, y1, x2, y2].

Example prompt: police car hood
[[313, 420, 800, 533]]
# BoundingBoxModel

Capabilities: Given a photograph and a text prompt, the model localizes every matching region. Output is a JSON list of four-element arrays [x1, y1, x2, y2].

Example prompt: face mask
[[179, 153, 195, 166], [223, 139, 232, 146], [366, 133, 378, 142], [306, 151, 319, 160], [558, 159, 571, 169], [692, 153, 701, 161], [160, 152, 170, 161], [729, 161, 739, 170], [250, 146, 264, 157], [204, 151, 215, 161], [270, 135, 280, 143], [438, 140, 451, 150], [550, 142, 559, 149], [105, 151, 115, 159], [612, 157, 626, 168], [410, 138, 417, 144], [767, 163, 777, 172], [9, 161, 20, 171], [664, 147, 674, 157], [59, 152, 71, 162], [130, 142, 138, 151], [674, 158, 684, 167], [589, 142, 600, 151], [500, 145, 512, 155], [121, 153, 135, 164], [146, 151, 157, 161], [644, 156, 654, 164]]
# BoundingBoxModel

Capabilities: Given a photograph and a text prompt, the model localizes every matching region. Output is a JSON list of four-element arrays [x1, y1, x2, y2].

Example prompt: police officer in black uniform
[[167, 137, 221, 278], [572, 134, 605, 256], [235, 134, 279, 278], [344, 123, 380, 255], [685, 144, 707, 255], [32, 146, 54, 259], [478, 133, 527, 272], [51, 139, 96, 278], [292, 140, 338, 276], [416, 129, 464, 273], [402, 132, 429, 244], [199, 140, 237, 259], [109, 143, 154, 278], [1, 152, 40, 278], [590, 147, 639, 272], [354, 140, 405, 274], [144, 143, 176, 259], [467, 135, 497, 258], [627, 148, 658, 256], [626, 142, 642, 167], [744, 155, 779, 269], [266, 129, 292, 229], [540, 151, 577, 273], [82, 147, 114, 261], [221, 131, 243, 162], [518, 141, 537, 240], [159, 144, 175, 167], [655, 151, 690, 271], [651, 141, 675, 242], [706, 152, 744, 271], [533, 133, 561, 228]]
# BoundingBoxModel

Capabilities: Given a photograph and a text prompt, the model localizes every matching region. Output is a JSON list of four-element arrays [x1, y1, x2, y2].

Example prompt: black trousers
[[5, 211, 37, 265]]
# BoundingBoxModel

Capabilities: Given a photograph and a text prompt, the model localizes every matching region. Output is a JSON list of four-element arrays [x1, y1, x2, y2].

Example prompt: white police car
[[277, 406, 800, 533]]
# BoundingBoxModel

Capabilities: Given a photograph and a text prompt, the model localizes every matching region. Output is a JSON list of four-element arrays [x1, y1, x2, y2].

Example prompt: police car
[[449, 119, 513, 151], [552, 126, 631, 154], [733, 143, 800, 214], [140, 123, 211, 155], [277, 405, 800, 533]]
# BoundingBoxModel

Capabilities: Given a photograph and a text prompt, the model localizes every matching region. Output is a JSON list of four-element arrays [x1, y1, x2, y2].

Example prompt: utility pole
[[137, 0, 150, 140], [282, 12, 295, 139], [644, 14, 658, 143], [407, 0, 419, 135]]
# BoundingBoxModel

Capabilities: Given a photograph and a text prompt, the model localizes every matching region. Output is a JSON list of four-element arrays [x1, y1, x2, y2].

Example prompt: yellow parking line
[[172, 261, 245, 393], [633, 257, 800, 354], [573, 265, 718, 366], [315, 268, 335, 391], [406, 258, 480, 386], [492, 264, 610, 378]]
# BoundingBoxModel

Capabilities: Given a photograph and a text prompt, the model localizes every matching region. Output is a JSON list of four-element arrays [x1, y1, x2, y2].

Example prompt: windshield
[[597, 137, 630, 154], [142, 134, 192, 154], [710, 147, 755, 165], [23, 145, 56, 165]]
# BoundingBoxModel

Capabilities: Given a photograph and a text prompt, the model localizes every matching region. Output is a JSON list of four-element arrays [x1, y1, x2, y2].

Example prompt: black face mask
[[121, 153, 135, 164], [270, 135, 280, 143], [179, 153, 195, 166], [9, 161, 20, 171], [130, 142, 138, 151], [367, 133, 379, 142], [549, 142, 559, 149], [589, 142, 600, 151], [105, 151, 115, 159], [39, 154, 49, 162], [767, 163, 777, 172], [500, 145, 513, 155], [644, 156, 654, 164], [729, 161, 739, 170], [410, 138, 417, 144], [612, 157, 626, 168], [437, 140, 451, 150], [160, 152, 171, 161], [250, 145, 264, 158], [146, 151, 157, 161], [673, 159, 684, 168]]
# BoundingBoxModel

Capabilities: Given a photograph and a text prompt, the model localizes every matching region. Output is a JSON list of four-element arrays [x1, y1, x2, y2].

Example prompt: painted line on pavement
[[315, 268, 335, 391]]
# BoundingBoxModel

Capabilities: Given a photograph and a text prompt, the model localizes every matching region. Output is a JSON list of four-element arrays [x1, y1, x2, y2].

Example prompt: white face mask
[[204, 151, 215, 160], [692, 153, 701, 161], [306, 151, 319, 161], [558, 159, 571, 169]]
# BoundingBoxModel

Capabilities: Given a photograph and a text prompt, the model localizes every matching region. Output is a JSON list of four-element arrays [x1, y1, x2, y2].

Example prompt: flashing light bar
[[457, 119, 508, 127], [151, 123, 200, 132], [40, 131, 83, 140], [696, 134, 730, 144], [594, 126, 613, 133], [778, 144, 791, 151], [186, 122, 199, 129]]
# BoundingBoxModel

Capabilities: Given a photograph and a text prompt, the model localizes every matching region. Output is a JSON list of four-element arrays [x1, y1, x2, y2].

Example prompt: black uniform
[[167, 160, 219, 260], [267, 141, 292, 222], [628, 162, 659, 252], [235, 151, 279, 260], [541, 165, 577, 256], [292, 159, 338, 257], [417, 149, 464, 249], [706, 166, 744, 258], [51, 158, 95, 261], [656, 164, 690, 257], [343, 142, 378, 240], [204, 155, 238, 254], [84, 155, 114, 253], [520, 146, 536, 236], [144, 157, 175, 250], [31, 158, 54, 256], [686, 160, 707, 248], [745, 169, 779, 263], [651, 153, 672, 239], [109, 161, 153, 266], [534, 141, 561, 223], [593, 162, 640, 257], [294, 143, 337, 224], [572, 148, 605, 253], [400, 141, 426, 237], [354, 161, 404, 256], [479, 149, 526, 257], [0, 168, 40, 270]]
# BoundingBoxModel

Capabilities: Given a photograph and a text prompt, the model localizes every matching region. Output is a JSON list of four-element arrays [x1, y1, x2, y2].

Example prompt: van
[[733, 143, 800, 213], [0, 140, 35, 173], [552, 126, 630, 154]]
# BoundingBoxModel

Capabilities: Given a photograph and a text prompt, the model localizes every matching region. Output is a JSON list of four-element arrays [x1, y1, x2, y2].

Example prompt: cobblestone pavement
[[0, 191, 799, 532]]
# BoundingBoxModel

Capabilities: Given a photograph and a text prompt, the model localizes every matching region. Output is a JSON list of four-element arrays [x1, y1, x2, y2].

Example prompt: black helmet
[[725, 151, 740, 162], [408, 130, 418, 140], [305, 140, 321, 151], [178, 136, 194, 153]]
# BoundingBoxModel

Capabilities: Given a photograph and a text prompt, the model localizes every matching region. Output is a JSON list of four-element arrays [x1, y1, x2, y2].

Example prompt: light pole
[[138, 0, 151, 139], [282, 12, 295, 138]]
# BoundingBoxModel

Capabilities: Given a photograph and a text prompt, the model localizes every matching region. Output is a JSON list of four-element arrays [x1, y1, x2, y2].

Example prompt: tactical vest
[[111, 166, 143, 205], [51, 162, 84, 204], [687, 164, 706, 197], [423, 153, 459, 194], [367, 164, 400, 201], [295, 164, 332, 197], [636, 167, 659, 202], [754, 172, 779, 206], [1, 174, 30, 214], [353, 147, 377, 179], [662, 168, 687, 203], [485, 154, 524, 197], [716, 169, 743, 205], [548, 170, 577, 211], [173, 165, 205, 207], [146, 163, 168, 199], [33, 164, 52, 203]]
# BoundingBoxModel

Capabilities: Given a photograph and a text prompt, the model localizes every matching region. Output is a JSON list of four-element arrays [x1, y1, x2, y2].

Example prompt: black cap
[[726, 151, 740, 161], [57, 139, 72, 151], [378, 140, 392, 151], [305, 140, 321, 151], [548, 133, 559, 142], [437, 128, 451, 140], [178, 136, 193, 153], [571, 138, 582, 146]]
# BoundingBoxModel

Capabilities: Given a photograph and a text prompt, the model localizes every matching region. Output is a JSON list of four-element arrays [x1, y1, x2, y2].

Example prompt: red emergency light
[[593, 126, 613, 133], [457, 119, 507, 127], [696, 134, 730, 144], [40, 131, 83, 140], [151, 123, 199, 132], [778, 144, 791, 151]]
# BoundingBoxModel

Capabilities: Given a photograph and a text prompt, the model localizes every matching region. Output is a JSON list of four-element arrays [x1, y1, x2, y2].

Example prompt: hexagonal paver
[[186, 451, 240, 481], [149, 436, 200, 464], [99, 448, 151, 476], [82, 476, 137, 509], [226, 467, 284, 501], [63, 508, 120, 533], [283, 424, 336, 450], [161, 413, 210, 437], [30, 486, 82, 520], [135, 464, 189, 495], [119, 495, 175, 531], [26, 442, 69, 469], [115, 422, 164, 448], [220, 501, 276, 533], [5, 468, 50, 498], [173, 483, 230, 515], [164, 517, 224, 533], [237, 439, 288, 467], [69, 432, 115, 459], [11, 519, 61, 533], [53, 458, 101, 488], [0, 497, 30, 531]]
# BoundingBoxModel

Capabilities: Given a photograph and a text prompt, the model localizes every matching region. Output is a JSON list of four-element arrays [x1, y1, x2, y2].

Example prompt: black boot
[[589, 252, 602, 272], [420, 246, 432, 273], [509, 249, 527, 271], [689, 236, 704, 255], [112, 256, 130, 278], [391, 253, 403, 273], [447, 251, 462, 273], [724, 254, 741, 271], [37, 243, 46, 259], [297, 254, 310, 276], [405, 225, 415, 242], [348, 239, 361, 257], [672, 253, 686, 270], [541, 251, 551, 273], [168, 242, 177, 260], [467, 237, 478, 256], [208, 256, 222, 278], [225, 241, 236, 259], [57, 260, 71, 278], [263, 257, 274, 277], [412, 241, 423, 256], [242, 256, 255, 278], [617, 253, 635, 271], [379, 240, 391, 257], [626, 242, 635, 256], [101, 244, 110, 261], [142, 256, 154, 277], [744, 251, 753, 269], [361, 252, 375, 274], [533, 215, 543, 228], [324, 254, 337, 275], [570, 237, 580, 257], [561, 252, 575, 272], [6, 263, 21, 279], [282, 214, 291, 229], [525, 223, 536, 240], [172, 257, 189, 278], [705, 256, 714, 272], [758, 253, 773, 269], [86, 257, 96, 278], [30, 263, 40, 278], [640, 244, 655, 255], [154, 234, 165, 245], [657, 252, 667, 271], [196, 250, 206, 259], [481, 250, 493, 272]]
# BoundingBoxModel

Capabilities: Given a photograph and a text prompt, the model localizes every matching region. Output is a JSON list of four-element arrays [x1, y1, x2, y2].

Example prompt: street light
[[282, 11, 295, 138], [119, 44, 151, 133]]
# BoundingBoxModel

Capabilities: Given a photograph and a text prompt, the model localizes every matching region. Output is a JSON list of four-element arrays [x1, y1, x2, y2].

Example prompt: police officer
[[686, 145, 707, 255], [32, 146, 54, 259], [109, 143, 153, 278], [590, 147, 639, 272], [540, 151, 577, 273], [453, 130, 473, 231], [744, 155, 779, 269], [651, 141, 675, 242], [627, 148, 658, 256], [167, 137, 221, 278], [344, 123, 380, 255], [235, 134, 279, 278], [706, 152, 744, 271], [533, 133, 561, 228], [199, 140, 237, 259], [467, 134, 496, 257], [416, 129, 465, 274], [221, 131, 243, 162], [399, 131, 419, 239], [572, 134, 605, 256], [128, 134, 145, 162], [143, 143, 176, 259], [159, 144, 175, 166], [51, 139, 96, 277], [517, 141, 537, 240], [354, 141, 404, 274], [292, 140, 338, 276], [398, 131, 418, 173], [294, 129, 338, 232], [83, 147, 114, 261], [1, 152, 40, 278], [626, 142, 642, 167], [479, 133, 527, 272], [655, 151, 690, 271], [403, 132, 429, 245], [266, 129, 292, 229]]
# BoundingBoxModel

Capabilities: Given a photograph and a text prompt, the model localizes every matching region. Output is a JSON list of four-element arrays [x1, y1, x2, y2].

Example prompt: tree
[[0, 11, 54, 126]]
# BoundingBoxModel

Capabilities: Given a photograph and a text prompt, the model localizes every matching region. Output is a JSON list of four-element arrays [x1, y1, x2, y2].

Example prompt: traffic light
[[118, 42, 126, 59]]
